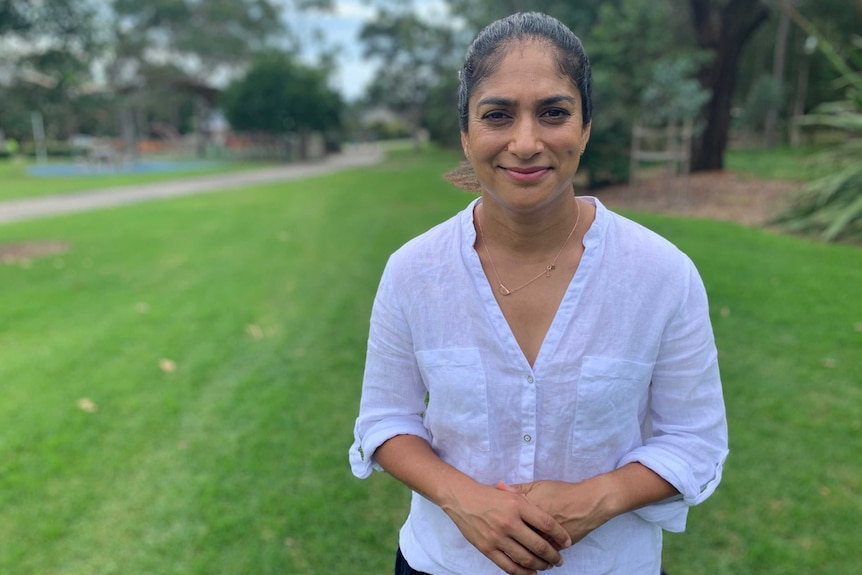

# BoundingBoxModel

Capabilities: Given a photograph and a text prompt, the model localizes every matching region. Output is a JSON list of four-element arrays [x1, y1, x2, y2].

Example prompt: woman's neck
[[476, 193, 585, 261]]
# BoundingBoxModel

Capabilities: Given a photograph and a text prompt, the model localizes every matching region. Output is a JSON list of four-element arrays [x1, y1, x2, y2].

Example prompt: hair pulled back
[[457, 12, 592, 132]]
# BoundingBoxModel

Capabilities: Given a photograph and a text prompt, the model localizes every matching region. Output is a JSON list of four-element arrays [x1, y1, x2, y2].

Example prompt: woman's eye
[[543, 108, 570, 119], [482, 111, 509, 121]]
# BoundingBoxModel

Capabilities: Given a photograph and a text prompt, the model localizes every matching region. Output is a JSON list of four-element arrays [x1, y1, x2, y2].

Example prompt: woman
[[350, 12, 728, 575]]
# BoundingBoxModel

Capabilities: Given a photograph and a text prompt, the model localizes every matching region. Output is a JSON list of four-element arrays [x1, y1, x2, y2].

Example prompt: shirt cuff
[[349, 416, 431, 478], [618, 447, 728, 531]]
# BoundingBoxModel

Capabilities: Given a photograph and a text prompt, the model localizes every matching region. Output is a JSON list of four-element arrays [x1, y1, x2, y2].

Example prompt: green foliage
[[0, 0, 103, 140], [771, 11, 862, 242], [640, 55, 712, 127], [111, 0, 284, 72], [738, 75, 785, 132], [0, 0, 30, 34], [359, 8, 458, 141], [582, 0, 703, 186], [221, 53, 342, 134], [444, 0, 604, 33], [422, 68, 462, 149]]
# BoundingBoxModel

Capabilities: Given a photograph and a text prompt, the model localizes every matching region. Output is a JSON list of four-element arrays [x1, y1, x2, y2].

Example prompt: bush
[[771, 18, 862, 243], [20, 141, 88, 158]]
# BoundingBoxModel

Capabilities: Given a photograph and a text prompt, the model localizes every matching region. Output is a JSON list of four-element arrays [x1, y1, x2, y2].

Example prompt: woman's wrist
[[600, 463, 679, 517]]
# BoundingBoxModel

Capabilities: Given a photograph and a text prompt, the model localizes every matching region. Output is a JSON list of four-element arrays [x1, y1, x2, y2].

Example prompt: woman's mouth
[[502, 166, 551, 182]]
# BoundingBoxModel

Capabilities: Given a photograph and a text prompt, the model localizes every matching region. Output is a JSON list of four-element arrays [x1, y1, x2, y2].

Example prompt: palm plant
[[771, 6, 862, 243]]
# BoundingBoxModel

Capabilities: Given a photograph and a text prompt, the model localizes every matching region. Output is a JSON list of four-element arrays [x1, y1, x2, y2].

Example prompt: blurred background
[[0, 1, 859, 182], [1, 2, 860, 574]]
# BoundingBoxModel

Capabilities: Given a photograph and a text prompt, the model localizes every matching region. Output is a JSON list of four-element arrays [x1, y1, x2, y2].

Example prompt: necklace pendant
[[499, 284, 512, 296], [546, 264, 556, 277]]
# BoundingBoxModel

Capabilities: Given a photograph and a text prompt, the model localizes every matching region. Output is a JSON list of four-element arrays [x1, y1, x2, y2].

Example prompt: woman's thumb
[[496, 480, 520, 493]]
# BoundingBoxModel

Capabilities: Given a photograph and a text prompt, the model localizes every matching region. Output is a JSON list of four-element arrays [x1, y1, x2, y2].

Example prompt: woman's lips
[[502, 166, 551, 182]]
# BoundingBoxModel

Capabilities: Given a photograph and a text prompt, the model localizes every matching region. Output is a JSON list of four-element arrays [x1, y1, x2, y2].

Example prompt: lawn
[[0, 147, 859, 574], [725, 145, 834, 181], [0, 158, 269, 202]]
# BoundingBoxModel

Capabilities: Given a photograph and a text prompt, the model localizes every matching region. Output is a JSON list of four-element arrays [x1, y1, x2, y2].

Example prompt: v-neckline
[[466, 199, 600, 373]]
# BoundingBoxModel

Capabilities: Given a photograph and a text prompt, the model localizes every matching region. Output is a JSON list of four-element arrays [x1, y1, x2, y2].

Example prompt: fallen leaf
[[822, 358, 837, 368], [159, 358, 177, 373], [135, 302, 150, 314], [77, 398, 98, 413], [246, 324, 264, 340], [720, 307, 731, 318], [855, 322, 862, 332]]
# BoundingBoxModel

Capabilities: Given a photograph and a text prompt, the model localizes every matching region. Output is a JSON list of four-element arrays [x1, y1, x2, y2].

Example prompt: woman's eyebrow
[[476, 95, 577, 108], [476, 96, 515, 107], [537, 95, 577, 106]]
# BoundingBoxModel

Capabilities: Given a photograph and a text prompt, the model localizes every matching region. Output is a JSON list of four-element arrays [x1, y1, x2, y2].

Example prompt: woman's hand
[[442, 481, 572, 575], [498, 463, 680, 544], [496, 479, 613, 544], [374, 435, 571, 575]]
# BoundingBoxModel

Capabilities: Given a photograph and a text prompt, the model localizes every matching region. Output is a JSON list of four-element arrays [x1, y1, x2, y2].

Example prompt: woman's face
[[461, 40, 591, 214]]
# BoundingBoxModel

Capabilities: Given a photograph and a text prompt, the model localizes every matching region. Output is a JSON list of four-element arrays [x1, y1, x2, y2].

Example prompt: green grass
[[1, 148, 859, 574], [622, 212, 861, 575], [725, 146, 834, 181], [0, 159, 271, 202]]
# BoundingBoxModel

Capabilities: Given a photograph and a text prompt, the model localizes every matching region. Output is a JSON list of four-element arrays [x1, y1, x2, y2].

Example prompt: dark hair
[[457, 12, 592, 132]]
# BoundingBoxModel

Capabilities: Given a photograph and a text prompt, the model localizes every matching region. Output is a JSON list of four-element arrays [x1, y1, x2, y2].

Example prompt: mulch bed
[[593, 171, 801, 227], [0, 241, 71, 264]]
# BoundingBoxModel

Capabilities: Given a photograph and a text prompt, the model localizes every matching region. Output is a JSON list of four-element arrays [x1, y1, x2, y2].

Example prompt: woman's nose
[[506, 118, 544, 158]]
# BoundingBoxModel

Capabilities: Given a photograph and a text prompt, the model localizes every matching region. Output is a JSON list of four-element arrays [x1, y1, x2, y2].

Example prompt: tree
[[444, 0, 604, 34], [0, 0, 30, 35], [689, 0, 770, 170], [359, 8, 458, 148], [106, 0, 305, 156], [0, 0, 103, 142], [221, 52, 342, 135], [110, 0, 285, 79]]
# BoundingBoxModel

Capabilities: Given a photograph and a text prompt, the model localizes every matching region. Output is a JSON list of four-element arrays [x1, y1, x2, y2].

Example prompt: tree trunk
[[690, 0, 770, 171], [764, 6, 791, 147], [789, 39, 812, 148]]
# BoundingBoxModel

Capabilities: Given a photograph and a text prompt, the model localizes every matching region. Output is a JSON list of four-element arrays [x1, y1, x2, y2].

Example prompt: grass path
[[0, 148, 859, 574]]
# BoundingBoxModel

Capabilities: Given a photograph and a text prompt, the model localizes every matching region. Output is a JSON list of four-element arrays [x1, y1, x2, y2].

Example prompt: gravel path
[[0, 145, 383, 225]]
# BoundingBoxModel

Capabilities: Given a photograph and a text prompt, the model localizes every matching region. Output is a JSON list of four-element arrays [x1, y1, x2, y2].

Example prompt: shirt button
[[523, 434, 532, 443], [527, 376, 534, 384]]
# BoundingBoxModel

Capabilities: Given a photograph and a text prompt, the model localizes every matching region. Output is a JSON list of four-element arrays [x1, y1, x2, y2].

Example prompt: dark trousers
[[396, 547, 431, 575], [396, 546, 668, 575]]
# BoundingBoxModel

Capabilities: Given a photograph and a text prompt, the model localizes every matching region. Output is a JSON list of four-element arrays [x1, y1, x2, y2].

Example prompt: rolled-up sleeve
[[619, 260, 729, 532], [349, 257, 431, 479]]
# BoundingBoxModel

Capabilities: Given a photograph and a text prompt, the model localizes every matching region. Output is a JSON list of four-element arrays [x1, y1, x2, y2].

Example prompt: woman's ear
[[581, 122, 592, 154], [461, 131, 470, 160]]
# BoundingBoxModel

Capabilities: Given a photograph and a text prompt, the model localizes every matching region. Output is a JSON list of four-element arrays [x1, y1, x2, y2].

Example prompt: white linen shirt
[[350, 197, 728, 575]]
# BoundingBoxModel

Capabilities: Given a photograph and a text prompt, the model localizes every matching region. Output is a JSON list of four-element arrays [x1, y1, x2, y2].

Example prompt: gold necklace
[[476, 198, 581, 296]]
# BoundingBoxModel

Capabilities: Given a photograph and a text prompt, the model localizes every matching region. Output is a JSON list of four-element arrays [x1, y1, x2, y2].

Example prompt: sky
[[286, 0, 457, 102]]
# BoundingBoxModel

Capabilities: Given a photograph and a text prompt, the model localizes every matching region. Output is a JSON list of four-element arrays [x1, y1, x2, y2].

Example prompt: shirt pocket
[[571, 356, 655, 460], [416, 348, 490, 453]]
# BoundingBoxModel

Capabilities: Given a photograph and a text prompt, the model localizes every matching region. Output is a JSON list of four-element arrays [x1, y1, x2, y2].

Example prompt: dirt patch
[[0, 240, 72, 264], [593, 171, 801, 227]]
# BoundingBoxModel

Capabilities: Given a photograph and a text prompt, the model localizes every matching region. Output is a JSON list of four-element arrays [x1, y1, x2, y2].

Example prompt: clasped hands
[[442, 477, 613, 575]]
